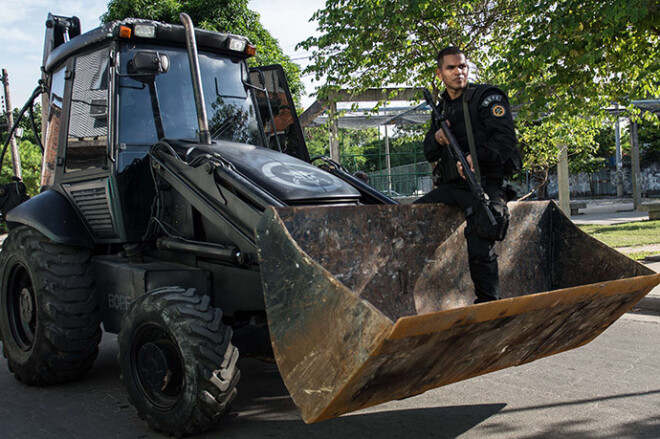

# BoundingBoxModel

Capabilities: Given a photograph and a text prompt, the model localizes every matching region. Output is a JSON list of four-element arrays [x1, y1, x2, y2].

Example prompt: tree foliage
[[0, 140, 42, 196], [102, 0, 304, 101], [638, 116, 660, 165], [490, 0, 659, 122], [305, 126, 381, 170], [1, 105, 43, 196], [300, 0, 659, 190], [305, 125, 425, 173], [299, 1, 517, 97]]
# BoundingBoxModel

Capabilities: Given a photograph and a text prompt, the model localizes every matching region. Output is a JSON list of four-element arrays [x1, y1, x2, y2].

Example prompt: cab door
[[56, 46, 121, 242], [249, 65, 310, 162]]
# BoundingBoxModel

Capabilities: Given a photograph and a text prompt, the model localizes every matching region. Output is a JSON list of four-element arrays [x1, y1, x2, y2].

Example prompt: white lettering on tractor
[[108, 294, 132, 311]]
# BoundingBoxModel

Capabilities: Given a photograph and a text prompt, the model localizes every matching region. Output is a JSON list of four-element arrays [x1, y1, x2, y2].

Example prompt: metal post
[[384, 124, 392, 193], [557, 143, 570, 217], [614, 105, 623, 198], [630, 120, 642, 210], [329, 101, 339, 162], [1, 69, 22, 179], [414, 142, 418, 195]]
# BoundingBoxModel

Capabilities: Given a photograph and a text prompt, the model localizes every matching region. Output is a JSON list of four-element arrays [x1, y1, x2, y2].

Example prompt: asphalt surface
[[569, 198, 651, 225], [1, 311, 659, 439], [567, 197, 660, 314]]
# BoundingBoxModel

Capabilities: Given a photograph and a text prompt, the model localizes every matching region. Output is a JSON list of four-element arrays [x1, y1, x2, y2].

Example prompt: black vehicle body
[[6, 15, 393, 338]]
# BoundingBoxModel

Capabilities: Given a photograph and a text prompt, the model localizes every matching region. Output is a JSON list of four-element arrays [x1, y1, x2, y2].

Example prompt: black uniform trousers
[[414, 178, 505, 304]]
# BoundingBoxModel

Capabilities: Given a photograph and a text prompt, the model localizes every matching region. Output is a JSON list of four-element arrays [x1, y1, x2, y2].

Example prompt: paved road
[[569, 197, 652, 225], [2, 200, 658, 438], [2, 310, 659, 439]]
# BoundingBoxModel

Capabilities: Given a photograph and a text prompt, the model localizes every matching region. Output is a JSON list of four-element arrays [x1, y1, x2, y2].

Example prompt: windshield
[[117, 43, 264, 146]]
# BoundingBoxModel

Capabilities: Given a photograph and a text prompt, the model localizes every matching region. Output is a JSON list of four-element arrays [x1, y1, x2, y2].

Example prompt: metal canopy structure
[[300, 89, 659, 207], [306, 100, 660, 130], [308, 107, 430, 129], [299, 87, 427, 192], [299, 87, 424, 129]]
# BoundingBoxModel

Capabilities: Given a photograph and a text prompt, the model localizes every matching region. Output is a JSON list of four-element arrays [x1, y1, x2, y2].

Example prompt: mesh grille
[[70, 186, 116, 238]]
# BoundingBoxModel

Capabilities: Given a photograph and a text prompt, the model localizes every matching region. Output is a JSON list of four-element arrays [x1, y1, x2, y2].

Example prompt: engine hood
[[177, 139, 361, 203]]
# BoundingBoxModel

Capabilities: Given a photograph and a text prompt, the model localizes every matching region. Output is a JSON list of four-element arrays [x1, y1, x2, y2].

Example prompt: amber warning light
[[118, 25, 132, 39]]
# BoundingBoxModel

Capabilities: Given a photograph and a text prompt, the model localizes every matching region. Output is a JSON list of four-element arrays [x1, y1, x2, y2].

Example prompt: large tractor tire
[[118, 287, 239, 436], [0, 226, 101, 385]]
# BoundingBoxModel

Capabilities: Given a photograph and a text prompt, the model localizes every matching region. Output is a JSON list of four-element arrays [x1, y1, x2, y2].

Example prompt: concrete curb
[[637, 295, 660, 313], [634, 261, 660, 314]]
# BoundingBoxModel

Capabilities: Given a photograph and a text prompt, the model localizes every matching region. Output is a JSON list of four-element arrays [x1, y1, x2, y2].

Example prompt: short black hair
[[437, 46, 466, 68]]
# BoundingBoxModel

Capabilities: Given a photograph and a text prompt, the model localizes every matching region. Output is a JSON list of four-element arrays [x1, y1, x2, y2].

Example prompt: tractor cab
[[38, 17, 360, 244]]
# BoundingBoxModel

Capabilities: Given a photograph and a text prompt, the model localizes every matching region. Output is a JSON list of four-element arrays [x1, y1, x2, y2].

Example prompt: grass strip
[[577, 220, 660, 248]]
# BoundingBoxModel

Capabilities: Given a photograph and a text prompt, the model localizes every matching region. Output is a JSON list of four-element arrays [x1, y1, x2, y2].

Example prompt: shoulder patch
[[491, 104, 506, 117], [481, 94, 502, 107]]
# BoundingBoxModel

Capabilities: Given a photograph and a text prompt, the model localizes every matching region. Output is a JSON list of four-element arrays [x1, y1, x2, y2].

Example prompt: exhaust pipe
[[180, 13, 211, 145]]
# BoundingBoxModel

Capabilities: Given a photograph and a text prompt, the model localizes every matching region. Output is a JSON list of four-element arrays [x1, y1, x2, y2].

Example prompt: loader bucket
[[255, 201, 660, 424]]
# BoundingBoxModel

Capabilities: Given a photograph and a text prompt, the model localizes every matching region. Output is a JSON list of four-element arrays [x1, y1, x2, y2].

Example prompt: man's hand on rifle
[[433, 120, 450, 145], [457, 154, 475, 180], [434, 120, 475, 180]]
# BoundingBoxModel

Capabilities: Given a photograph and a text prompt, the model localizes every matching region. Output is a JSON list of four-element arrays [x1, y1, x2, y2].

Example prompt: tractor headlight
[[227, 38, 247, 53], [134, 24, 156, 38]]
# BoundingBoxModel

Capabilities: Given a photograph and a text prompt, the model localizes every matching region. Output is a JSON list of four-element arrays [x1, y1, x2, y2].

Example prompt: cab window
[[65, 48, 109, 173]]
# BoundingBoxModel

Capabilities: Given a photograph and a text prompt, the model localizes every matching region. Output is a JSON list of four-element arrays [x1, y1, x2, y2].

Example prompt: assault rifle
[[423, 89, 497, 226]]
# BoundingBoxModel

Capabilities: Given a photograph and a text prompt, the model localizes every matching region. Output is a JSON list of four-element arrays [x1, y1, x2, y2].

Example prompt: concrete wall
[[512, 163, 660, 199], [369, 161, 660, 200]]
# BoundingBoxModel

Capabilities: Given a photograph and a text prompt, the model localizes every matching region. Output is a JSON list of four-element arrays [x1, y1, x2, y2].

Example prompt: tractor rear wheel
[[118, 287, 239, 436], [0, 226, 101, 385]]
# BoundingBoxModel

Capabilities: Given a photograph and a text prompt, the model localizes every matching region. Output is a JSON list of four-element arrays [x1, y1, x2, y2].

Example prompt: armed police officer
[[415, 46, 521, 304]]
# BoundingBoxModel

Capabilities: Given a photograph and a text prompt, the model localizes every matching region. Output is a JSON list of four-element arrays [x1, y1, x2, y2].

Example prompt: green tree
[[102, 0, 304, 101], [304, 126, 330, 157], [300, 0, 660, 193], [0, 105, 43, 196], [0, 139, 42, 196], [304, 126, 381, 171], [358, 125, 425, 172], [489, 1, 659, 122], [304, 124, 426, 174], [299, 1, 516, 99]]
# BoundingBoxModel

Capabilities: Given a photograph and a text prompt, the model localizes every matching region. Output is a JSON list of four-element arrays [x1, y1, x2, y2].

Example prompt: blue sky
[[0, 0, 323, 110]]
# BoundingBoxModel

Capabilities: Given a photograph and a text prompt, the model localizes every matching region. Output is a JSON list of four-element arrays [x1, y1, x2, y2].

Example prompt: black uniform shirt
[[423, 84, 517, 179]]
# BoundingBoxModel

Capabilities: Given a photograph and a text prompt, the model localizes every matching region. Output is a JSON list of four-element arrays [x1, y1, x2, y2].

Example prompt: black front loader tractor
[[0, 12, 657, 437]]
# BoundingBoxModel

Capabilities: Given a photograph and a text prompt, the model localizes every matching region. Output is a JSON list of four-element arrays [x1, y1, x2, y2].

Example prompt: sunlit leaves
[[299, 0, 517, 100]]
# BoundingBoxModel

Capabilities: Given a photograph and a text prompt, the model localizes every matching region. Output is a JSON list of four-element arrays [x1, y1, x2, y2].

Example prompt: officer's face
[[436, 54, 469, 92]]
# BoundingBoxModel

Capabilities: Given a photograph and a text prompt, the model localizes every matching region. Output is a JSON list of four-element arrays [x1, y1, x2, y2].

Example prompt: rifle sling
[[462, 94, 481, 182]]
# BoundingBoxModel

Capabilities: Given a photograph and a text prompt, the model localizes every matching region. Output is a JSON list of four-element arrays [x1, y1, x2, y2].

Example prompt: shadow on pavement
[[4, 334, 659, 438], [480, 389, 660, 439], [209, 357, 507, 438], [212, 403, 508, 439], [1, 335, 506, 439]]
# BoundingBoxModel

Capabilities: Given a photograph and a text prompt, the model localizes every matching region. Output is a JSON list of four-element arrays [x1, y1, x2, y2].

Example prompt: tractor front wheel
[[118, 287, 239, 436]]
